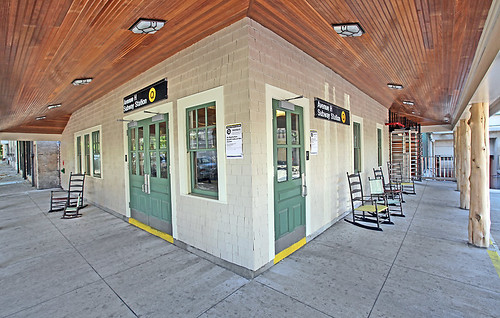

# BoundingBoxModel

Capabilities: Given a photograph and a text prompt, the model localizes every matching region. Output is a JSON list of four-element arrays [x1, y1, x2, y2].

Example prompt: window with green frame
[[84, 134, 90, 175], [377, 128, 382, 167], [75, 127, 102, 178], [76, 136, 82, 174], [187, 102, 217, 197], [353, 122, 361, 173], [92, 130, 101, 177]]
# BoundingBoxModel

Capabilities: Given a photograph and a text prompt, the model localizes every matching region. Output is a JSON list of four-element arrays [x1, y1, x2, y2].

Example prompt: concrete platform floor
[[1, 162, 499, 317]]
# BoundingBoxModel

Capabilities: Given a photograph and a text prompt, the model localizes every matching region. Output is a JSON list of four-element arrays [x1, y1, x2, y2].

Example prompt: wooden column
[[459, 118, 471, 209], [468, 102, 490, 247]]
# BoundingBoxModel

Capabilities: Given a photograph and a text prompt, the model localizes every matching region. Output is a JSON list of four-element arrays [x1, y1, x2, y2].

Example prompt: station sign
[[314, 98, 350, 125], [123, 79, 168, 113]]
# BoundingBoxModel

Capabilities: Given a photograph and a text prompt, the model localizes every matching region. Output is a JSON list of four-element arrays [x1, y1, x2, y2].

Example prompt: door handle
[[146, 174, 151, 194], [301, 173, 307, 197]]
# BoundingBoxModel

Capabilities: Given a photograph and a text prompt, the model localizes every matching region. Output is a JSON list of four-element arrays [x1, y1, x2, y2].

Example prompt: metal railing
[[421, 156, 455, 180]]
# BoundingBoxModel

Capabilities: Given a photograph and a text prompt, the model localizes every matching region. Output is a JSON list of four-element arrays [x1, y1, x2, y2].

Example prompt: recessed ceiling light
[[403, 101, 414, 106], [47, 104, 61, 109], [72, 78, 93, 86], [387, 83, 404, 90], [129, 19, 166, 34], [35, 116, 46, 120]]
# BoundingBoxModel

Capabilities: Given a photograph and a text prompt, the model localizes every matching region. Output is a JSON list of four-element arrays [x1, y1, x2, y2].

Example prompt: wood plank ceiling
[[0, 0, 492, 134]]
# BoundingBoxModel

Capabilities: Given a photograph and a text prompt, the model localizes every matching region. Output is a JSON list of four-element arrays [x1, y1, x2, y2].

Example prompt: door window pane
[[159, 122, 167, 149], [160, 152, 168, 178], [276, 110, 287, 145], [130, 129, 136, 151], [291, 113, 300, 145], [139, 152, 144, 176], [150, 152, 157, 178], [292, 148, 300, 179], [149, 124, 156, 150], [138, 127, 144, 151], [277, 148, 287, 182], [131, 153, 137, 175]]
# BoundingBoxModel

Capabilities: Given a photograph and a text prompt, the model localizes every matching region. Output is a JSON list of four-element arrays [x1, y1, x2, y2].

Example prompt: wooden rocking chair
[[346, 172, 392, 231], [49, 172, 85, 213]]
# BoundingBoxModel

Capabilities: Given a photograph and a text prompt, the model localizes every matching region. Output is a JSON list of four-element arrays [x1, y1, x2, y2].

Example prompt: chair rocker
[[49, 172, 85, 213], [62, 194, 83, 219], [373, 167, 404, 217], [346, 172, 392, 231]]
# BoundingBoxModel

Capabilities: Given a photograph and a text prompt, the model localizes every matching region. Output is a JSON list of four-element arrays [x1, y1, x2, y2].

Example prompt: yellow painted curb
[[274, 237, 306, 264], [129, 218, 174, 244], [487, 250, 500, 278]]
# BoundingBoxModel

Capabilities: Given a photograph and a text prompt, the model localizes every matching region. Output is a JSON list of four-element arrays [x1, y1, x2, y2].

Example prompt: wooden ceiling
[[0, 0, 492, 134]]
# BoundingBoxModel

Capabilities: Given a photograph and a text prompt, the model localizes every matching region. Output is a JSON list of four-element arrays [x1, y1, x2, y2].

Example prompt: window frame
[[377, 127, 383, 167], [74, 125, 102, 179], [186, 102, 218, 198], [353, 121, 362, 173]]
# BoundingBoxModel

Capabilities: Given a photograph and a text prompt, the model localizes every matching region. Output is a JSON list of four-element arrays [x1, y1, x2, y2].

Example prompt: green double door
[[128, 116, 172, 235], [273, 99, 306, 254]]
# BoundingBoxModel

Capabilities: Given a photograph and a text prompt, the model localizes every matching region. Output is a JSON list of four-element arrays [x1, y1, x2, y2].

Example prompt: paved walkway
[[0, 162, 499, 317]]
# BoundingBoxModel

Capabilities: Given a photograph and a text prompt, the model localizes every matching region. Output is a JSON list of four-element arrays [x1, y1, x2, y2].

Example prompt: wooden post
[[468, 102, 490, 247], [459, 118, 471, 209]]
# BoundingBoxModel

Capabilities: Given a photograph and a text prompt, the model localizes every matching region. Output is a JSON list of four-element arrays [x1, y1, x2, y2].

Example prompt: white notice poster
[[310, 130, 318, 155], [226, 123, 243, 159]]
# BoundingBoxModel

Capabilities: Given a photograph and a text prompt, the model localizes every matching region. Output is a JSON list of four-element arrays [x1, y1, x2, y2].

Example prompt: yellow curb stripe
[[274, 237, 306, 264], [129, 218, 174, 244], [488, 238, 500, 278]]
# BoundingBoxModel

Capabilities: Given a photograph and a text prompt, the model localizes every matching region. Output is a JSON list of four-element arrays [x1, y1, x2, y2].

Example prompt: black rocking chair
[[346, 172, 392, 231], [49, 172, 85, 213]]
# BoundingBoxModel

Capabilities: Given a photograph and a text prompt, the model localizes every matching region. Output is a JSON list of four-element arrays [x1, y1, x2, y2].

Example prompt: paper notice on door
[[310, 130, 318, 155], [226, 123, 243, 159]]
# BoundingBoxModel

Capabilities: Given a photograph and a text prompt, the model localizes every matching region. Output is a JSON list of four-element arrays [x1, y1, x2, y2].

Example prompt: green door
[[128, 116, 172, 235], [273, 99, 306, 255]]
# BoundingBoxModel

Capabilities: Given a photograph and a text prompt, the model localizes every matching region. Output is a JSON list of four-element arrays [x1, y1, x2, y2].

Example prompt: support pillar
[[459, 118, 471, 209], [468, 102, 490, 247]]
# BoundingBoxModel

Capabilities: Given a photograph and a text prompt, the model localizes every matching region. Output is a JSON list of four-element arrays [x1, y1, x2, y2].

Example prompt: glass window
[[84, 134, 90, 175], [92, 131, 101, 177], [353, 122, 361, 173], [377, 128, 382, 167], [76, 128, 102, 178], [76, 136, 82, 174], [187, 102, 217, 197]]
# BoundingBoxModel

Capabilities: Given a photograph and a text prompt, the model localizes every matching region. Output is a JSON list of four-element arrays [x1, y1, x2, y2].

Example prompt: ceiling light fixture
[[387, 83, 404, 90], [47, 104, 61, 109], [72, 78, 93, 86], [129, 19, 166, 34], [35, 116, 46, 120], [403, 101, 414, 106], [332, 22, 365, 37]]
